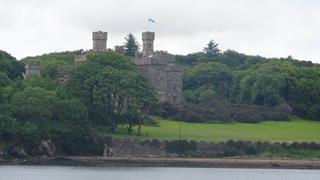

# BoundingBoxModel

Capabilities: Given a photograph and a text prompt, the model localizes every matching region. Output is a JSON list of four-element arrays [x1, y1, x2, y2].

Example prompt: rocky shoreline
[[1, 156, 320, 169]]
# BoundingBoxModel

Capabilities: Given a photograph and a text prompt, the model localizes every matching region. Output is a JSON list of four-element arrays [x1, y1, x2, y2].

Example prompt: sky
[[0, 0, 320, 62]]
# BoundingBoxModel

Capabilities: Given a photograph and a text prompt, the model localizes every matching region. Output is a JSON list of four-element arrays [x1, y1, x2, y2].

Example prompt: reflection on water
[[0, 166, 319, 180]]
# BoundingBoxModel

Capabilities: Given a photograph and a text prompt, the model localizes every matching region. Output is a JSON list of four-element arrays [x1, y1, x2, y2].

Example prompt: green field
[[96, 118, 320, 142]]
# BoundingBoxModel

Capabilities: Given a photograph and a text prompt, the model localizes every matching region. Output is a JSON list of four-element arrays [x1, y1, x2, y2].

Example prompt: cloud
[[0, 0, 320, 62]]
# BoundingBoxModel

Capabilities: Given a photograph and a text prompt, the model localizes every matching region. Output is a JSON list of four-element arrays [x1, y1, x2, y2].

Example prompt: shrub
[[162, 100, 290, 123], [165, 140, 197, 154], [52, 126, 103, 156]]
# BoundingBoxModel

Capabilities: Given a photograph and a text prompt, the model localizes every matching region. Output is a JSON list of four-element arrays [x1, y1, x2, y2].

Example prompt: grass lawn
[[95, 118, 320, 142]]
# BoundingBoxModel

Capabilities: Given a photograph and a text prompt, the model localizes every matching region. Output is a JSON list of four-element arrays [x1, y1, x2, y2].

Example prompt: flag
[[148, 18, 156, 23]]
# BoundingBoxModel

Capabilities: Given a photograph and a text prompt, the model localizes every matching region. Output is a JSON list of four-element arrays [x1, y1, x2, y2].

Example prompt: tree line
[[0, 49, 157, 151], [178, 40, 320, 120]]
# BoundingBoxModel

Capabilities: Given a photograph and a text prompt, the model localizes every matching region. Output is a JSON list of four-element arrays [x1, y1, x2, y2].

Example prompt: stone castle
[[26, 31, 183, 104], [134, 32, 183, 104]]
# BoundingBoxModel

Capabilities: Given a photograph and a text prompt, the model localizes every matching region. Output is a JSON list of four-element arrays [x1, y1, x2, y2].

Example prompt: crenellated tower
[[92, 31, 108, 52], [142, 32, 155, 57]]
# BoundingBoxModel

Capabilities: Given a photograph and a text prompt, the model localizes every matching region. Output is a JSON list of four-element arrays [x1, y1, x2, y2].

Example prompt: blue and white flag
[[148, 18, 156, 23]]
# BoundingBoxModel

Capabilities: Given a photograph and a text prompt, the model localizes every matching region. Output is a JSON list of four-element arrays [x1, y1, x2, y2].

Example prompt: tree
[[183, 62, 233, 100], [239, 63, 287, 107], [0, 50, 24, 80], [124, 33, 140, 57], [10, 87, 58, 123], [53, 98, 88, 124], [69, 51, 157, 132], [203, 40, 220, 58], [0, 72, 10, 87]]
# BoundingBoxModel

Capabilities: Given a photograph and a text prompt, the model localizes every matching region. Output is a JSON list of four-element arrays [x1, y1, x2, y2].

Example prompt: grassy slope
[[96, 118, 320, 142]]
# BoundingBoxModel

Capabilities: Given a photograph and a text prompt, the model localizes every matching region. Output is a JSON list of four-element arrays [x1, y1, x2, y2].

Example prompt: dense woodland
[[175, 41, 320, 122], [1, 38, 320, 154]]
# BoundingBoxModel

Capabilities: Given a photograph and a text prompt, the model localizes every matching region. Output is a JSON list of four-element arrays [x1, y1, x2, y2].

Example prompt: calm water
[[0, 166, 320, 180]]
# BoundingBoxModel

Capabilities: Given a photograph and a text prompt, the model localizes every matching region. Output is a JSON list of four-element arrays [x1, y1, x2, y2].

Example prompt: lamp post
[[179, 119, 182, 140]]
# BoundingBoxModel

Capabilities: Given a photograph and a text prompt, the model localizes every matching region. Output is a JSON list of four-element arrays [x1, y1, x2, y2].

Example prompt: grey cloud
[[0, 0, 320, 62]]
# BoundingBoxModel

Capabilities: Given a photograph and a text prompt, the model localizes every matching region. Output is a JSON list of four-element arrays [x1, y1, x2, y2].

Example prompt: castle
[[26, 31, 183, 104], [134, 32, 183, 104]]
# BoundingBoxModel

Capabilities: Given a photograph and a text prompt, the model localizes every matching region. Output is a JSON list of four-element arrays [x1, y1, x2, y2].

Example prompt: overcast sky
[[0, 0, 320, 62]]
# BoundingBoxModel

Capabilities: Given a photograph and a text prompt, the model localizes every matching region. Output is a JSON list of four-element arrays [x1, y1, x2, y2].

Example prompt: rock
[[39, 140, 56, 156], [11, 145, 27, 157], [0, 147, 6, 158], [103, 144, 113, 157]]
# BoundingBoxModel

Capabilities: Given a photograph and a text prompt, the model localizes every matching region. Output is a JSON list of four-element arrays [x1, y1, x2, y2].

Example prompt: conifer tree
[[203, 40, 220, 58], [124, 33, 140, 57]]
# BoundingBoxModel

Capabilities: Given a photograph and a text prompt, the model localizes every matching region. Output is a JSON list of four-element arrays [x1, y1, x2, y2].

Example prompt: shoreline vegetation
[[1, 156, 320, 169]]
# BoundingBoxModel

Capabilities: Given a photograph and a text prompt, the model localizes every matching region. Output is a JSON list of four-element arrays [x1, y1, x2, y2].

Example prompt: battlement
[[74, 53, 87, 64], [154, 51, 175, 62], [92, 31, 108, 40], [142, 32, 155, 40], [115, 45, 125, 54]]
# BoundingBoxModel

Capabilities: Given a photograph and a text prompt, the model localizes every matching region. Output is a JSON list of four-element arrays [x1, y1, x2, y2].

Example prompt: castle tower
[[92, 31, 108, 52], [142, 31, 155, 57]]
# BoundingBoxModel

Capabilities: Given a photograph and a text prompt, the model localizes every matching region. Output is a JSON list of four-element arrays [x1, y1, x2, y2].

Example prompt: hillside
[[1, 47, 320, 158]]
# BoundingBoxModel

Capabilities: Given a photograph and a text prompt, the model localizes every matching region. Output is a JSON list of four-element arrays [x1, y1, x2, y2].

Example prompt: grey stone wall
[[24, 62, 42, 79], [134, 50, 183, 104], [142, 32, 155, 58], [108, 139, 171, 158], [92, 31, 108, 52], [74, 53, 87, 64]]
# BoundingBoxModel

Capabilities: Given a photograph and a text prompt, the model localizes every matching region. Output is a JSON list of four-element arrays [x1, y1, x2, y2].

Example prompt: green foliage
[[10, 87, 58, 122], [184, 86, 217, 103], [53, 99, 88, 124], [183, 62, 233, 100], [181, 48, 320, 120], [176, 52, 207, 65], [0, 115, 19, 143], [286, 68, 320, 120], [0, 50, 24, 80], [21, 51, 77, 78], [52, 126, 103, 155], [169, 100, 290, 123], [68, 51, 157, 131], [124, 33, 140, 57], [0, 72, 10, 87], [203, 40, 220, 58], [239, 63, 287, 106]]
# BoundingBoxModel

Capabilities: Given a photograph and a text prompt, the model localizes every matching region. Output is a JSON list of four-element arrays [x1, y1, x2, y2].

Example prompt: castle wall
[[166, 65, 183, 104], [24, 63, 42, 79], [137, 63, 168, 102], [74, 31, 183, 104], [135, 55, 183, 104]]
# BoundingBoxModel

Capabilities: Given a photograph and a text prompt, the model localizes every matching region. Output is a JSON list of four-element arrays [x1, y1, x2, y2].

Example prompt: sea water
[[0, 166, 319, 180]]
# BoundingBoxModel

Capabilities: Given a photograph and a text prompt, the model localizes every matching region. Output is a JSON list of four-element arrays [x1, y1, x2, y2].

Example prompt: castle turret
[[142, 31, 155, 57], [92, 31, 108, 52]]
